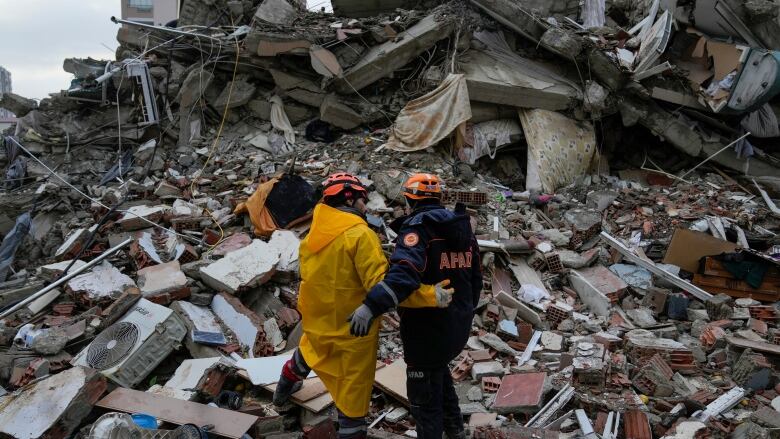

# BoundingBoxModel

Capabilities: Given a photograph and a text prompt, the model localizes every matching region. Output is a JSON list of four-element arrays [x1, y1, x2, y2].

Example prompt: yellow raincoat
[[297, 203, 388, 418]]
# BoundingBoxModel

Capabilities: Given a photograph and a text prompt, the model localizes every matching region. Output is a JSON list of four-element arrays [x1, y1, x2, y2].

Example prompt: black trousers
[[406, 366, 464, 439]]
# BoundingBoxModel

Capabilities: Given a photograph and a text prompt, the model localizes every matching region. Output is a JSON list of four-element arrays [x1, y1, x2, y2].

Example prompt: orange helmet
[[403, 173, 443, 200], [322, 172, 367, 200]]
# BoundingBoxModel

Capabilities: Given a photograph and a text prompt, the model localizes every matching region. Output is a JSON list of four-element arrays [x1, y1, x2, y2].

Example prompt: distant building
[[121, 0, 179, 26], [0, 66, 13, 119]]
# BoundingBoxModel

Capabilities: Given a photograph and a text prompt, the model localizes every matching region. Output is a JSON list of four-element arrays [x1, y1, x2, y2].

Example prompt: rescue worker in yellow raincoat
[[273, 173, 454, 439]]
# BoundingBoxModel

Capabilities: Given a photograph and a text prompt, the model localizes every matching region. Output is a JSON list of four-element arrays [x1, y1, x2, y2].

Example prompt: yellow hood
[[306, 203, 366, 253]]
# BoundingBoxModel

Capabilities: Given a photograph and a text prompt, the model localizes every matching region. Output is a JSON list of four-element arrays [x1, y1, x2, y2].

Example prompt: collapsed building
[[0, 0, 779, 438]]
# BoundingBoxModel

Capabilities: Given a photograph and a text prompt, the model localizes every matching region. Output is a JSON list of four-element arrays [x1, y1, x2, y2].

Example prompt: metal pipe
[[110, 16, 220, 41], [0, 238, 133, 319]]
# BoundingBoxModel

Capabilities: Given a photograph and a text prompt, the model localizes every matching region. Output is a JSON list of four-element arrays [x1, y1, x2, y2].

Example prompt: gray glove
[[434, 279, 454, 308], [347, 304, 375, 337]]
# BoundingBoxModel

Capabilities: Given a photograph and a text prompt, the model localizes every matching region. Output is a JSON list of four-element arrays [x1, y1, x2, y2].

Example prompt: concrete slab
[[0, 366, 107, 439], [66, 261, 137, 302], [136, 260, 188, 303], [200, 239, 280, 294], [334, 14, 455, 93], [211, 292, 272, 357], [460, 51, 577, 110]]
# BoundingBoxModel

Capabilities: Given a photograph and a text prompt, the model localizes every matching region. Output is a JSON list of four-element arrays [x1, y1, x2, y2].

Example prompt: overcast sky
[[0, 1, 121, 100], [0, 0, 332, 101]]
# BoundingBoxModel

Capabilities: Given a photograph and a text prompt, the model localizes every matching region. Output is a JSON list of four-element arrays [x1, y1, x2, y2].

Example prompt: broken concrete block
[[171, 199, 203, 217], [38, 259, 87, 281], [211, 292, 273, 356], [0, 92, 37, 117], [460, 50, 578, 111], [200, 239, 280, 294], [263, 318, 285, 351], [136, 260, 189, 303], [213, 75, 257, 108], [154, 181, 182, 199], [268, 230, 300, 273], [170, 300, 225, 359], [479, 332, 520, 356], [334, 14, 455, 93], [385, 407, 409, 423], [149, 357, 229, 401], [0, 366, 107, 439], [319, 94, 364, 130], [469, 412, 500, 428], [55, 228, 87, 259], [540, 331, 564, 351], [66, 261, 137, 302], [540, 27, 584, 58], [117, 205, 167, 231], [31, 329, 69, 355], [254, 0, 297, 25], [569, 270, 612, 317], [471, 361, 504, 380], [211, 233, 253, 257]]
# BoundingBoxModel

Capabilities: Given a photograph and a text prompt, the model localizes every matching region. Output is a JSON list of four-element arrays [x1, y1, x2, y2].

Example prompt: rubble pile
[[0, 0, 779, 438]]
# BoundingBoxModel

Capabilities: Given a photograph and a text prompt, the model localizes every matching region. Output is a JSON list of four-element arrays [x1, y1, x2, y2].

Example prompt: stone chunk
[[254, 0, 297, 25], [38, 259, 87, 281], [0, 92, 37, 117], [117, 205, 167, 231], [471, 361, 504, 380], [319, 94, 363, 130], [213, 76, 256, 108], [136, 260, 189, 303], [200, 240, 280, 294], [66, 261, 137, 302], [268, 230, 300, 273]]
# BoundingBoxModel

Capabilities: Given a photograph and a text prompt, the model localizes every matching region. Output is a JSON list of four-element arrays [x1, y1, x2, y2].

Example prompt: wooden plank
[[374, 359, 408, 406], [600, 232, 713, 301], [96, 388, 258, 439], [264, 377, 329, 403]]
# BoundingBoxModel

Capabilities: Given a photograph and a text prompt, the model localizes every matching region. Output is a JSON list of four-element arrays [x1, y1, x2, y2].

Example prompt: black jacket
[[364, 204, 482, 368]]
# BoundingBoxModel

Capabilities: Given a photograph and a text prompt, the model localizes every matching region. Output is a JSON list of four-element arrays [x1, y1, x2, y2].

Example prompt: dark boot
[[273, 375, 302, 407], [445, 430, 466, 439]]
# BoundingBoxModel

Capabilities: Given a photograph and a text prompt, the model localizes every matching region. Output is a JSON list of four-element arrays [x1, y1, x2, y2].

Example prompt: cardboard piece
[[707, 41, 743, 82], [374, 359, 408, 406], [662, 228, 738, 273]]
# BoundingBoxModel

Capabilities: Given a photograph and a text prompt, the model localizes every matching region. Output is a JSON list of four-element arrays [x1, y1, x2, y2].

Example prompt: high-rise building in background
[[0, 66, 13, 119], [121, 0, 179, 26]]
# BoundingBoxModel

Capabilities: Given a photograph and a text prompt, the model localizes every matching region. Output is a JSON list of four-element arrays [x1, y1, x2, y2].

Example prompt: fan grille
[[86, 321, 139, 370]]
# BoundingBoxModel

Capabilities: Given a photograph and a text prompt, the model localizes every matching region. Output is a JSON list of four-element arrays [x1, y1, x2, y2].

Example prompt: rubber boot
[[273, 375, 302, 407]]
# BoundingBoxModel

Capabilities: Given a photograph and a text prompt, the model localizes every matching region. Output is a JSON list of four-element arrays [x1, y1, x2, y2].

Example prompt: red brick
[[493, 372, 546, 414]]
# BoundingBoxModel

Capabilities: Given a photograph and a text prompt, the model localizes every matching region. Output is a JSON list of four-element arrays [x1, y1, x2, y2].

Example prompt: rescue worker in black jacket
[[347, 173, 483, 439]]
